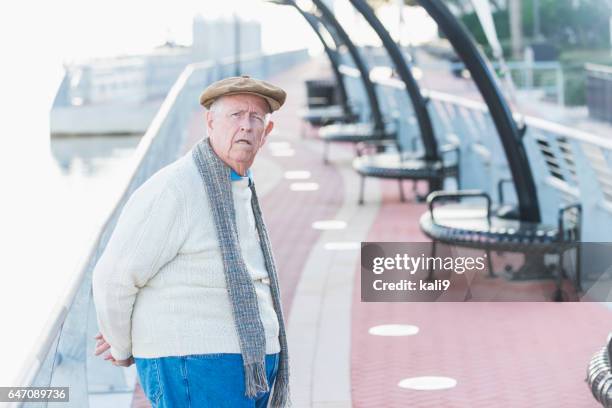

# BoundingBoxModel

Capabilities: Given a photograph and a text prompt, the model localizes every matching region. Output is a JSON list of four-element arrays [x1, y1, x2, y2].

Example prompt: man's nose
[[239, 115, 253, 131]]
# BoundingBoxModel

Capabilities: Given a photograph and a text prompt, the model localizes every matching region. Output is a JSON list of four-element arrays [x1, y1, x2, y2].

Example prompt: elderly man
[[92, 75, 290, 407]]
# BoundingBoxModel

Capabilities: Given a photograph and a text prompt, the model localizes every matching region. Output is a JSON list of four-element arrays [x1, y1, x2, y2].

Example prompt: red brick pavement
[[351, 179, 610, 407], [131, 55, 611, 408]]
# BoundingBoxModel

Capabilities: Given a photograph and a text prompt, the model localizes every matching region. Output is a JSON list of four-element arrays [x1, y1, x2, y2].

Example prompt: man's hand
[[94, 332, 134, 367], [109, 356, 135, 367]]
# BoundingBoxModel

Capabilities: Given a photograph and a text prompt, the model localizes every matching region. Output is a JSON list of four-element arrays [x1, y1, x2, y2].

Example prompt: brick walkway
[[351, 182, 609, 407], [129, 56, 611, 407]]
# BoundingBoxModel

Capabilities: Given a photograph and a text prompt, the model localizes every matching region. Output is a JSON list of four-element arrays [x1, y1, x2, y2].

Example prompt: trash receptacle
[[305, 79, 338, 108]]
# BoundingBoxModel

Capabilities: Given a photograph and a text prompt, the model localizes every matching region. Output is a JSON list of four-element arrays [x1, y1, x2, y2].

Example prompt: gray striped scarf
[[192, 138, 290, 407]]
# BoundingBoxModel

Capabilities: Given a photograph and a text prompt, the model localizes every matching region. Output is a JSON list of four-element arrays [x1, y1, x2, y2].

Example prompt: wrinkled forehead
[[219, 94, 270, 114]]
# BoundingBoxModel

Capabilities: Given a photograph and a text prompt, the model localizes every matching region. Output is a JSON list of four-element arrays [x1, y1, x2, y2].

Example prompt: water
[[1, 134, 141, 386], [50, 135, 141, 177]]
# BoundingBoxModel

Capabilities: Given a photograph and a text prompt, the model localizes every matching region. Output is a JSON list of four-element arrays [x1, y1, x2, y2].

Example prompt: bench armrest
[[355, 139, 399, 156], [497, 178, 513, 205], [427, 190, 492, 223], [558, 202, 582, 242], [439, 143, 460, 154], [439, 143, 460, 165]]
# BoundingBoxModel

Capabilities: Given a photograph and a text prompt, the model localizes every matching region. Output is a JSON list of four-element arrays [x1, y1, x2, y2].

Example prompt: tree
[[522, 0, 611, 48], [368, 0, 611, 52]]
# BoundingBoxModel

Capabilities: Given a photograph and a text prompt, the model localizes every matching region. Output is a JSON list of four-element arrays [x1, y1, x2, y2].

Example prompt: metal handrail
[[586, 63, 612, 76], [15, 58, 202, 393], [361, 66, 612, 150]]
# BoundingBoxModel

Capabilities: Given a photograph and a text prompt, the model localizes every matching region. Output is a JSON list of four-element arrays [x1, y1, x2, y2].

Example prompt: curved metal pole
[[349, 0, 438, 161], [298, 10, 351, 115], [416, 0, 540, 222], [310, 0, 386, 131]]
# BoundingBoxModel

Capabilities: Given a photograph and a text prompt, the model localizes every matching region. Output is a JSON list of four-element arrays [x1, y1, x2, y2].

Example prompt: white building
[[51, 17, 262, 136], [192, 15, 262, 63]]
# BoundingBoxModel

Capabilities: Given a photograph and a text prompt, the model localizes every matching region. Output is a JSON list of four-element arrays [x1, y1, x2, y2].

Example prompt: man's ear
[[261, 120, 274, 146], [205, 110, 214, 134]]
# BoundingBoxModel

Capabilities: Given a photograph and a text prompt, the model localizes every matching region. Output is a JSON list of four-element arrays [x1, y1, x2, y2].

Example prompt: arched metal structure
[[309, 0, 386, 131], [416, 0, 541, 222], [299, 10, 351, 115], [268, 0, 539, 221], [349, 0, 439, 162]]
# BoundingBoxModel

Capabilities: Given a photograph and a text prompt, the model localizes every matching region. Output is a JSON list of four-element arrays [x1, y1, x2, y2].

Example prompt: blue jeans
[[134, 353, 280, 408]]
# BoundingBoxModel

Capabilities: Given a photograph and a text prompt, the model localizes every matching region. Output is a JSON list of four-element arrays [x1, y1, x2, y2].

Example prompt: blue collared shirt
[[230, 168, 253, 186]]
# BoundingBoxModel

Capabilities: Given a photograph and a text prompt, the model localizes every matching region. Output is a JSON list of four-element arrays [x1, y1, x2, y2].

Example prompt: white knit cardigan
[[92, 150, 281, 360]]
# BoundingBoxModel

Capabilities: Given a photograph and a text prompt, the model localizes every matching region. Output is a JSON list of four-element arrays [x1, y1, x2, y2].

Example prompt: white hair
[[209, 97, 225, 113]]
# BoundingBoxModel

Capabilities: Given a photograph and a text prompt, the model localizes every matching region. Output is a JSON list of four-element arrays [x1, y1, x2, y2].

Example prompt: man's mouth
[[235, 139, 251, 145]]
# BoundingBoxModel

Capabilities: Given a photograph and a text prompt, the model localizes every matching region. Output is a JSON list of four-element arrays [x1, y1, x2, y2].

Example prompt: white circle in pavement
[[290, 182, 319, 191], [312, 220, 347, 230], [368, 324, 419, 336], [323, 242, 360, 250], [271, 149, 295, 157], [284, 170, 311, 180], [269, 141, 292, 149], [398, 376, 457, 391]]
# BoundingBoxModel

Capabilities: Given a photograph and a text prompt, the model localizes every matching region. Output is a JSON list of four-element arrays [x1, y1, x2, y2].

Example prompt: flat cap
[[199, 75, 287, 112]]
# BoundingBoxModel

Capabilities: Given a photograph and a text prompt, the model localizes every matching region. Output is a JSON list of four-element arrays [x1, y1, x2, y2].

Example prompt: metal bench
[[399, 0, 587, 299], [299, 104, 359, 128], [420, 190, 582, 300], [319, 120, 397, 163], [303, 0, 390, 164], [587, 334, 612, 407], [342, 0, 456, 201], [352, 141, 460, 204], [287, 10, 361, 135]]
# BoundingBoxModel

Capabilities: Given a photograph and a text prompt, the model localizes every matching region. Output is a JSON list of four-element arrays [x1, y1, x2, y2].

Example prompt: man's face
[[206, 93, 274, 173]]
